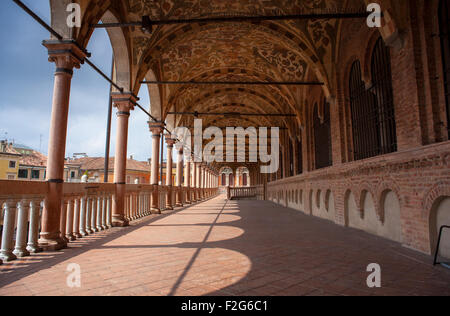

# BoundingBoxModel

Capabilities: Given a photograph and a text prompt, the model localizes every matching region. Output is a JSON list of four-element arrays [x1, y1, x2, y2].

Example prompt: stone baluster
[[101, 195, 108, 230], [13, 200, 30, 258], [96, 195, 103, 231], [80, 196, 88, 236], [27, 200, 43, 253], [91, 196, 98, 232], [66, 198, 75, 241], [0, 201, 18, 262], [86, 197, 94, 234], [106, 194, 112, 228], [60, 199, 69, 244], [73, 197, 82, 238]]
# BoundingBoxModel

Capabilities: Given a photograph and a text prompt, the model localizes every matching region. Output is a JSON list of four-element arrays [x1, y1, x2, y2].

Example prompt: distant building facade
[[0, 141, 21, 180]]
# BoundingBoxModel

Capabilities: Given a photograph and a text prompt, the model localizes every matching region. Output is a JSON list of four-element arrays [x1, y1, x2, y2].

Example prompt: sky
[[0, 1, 155, 162]]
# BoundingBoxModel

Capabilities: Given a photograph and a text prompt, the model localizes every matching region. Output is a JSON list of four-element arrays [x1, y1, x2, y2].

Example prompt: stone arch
[[357, 183, 376, 220], [102, 11, 132, 91], [49, 0, 73, 39], [375, 180, 402, 223], [422, 181, 450, 219], [144, 68, 163, 121], [49, 3, 132, 92], [316, 189, 322, 209], [344, 189, 357, 228], [363, 30, 388, 85], [379, 190, 402, 243]]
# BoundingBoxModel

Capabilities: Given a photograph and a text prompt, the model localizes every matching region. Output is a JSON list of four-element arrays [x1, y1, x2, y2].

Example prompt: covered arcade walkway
[[1, 195, 449, 296]]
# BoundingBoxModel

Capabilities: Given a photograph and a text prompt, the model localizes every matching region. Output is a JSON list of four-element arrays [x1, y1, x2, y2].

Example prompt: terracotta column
[[192, 162, 198, 202], [184, 157, 191, 204], [201, 165, 206, 200], [111, 93, 136, 227], [40, 41, 86, 250], [165, 136, 175, 210], [149, 122, 164, 214], [175, 147, 184, 207]]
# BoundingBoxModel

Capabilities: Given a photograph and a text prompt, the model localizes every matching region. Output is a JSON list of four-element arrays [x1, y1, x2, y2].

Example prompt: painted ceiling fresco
[[105, 0, 364, 131]]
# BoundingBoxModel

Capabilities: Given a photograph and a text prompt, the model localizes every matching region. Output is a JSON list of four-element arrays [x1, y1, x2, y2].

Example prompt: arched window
[[314, 101, 332, 169], [369, 37, 397, 154], [349, 60, 381, 160], [439, 0, 450, 138]]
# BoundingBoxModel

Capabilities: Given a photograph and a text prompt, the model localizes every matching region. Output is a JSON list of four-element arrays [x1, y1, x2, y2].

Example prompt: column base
[[27, 245, 43, 254], [66, 234, 76, 242], [111, 216, 129, 227], [165, 206, 174, 211], [0, 251, 17, 262], [38, 235, 67, 251], [151, 208, 161, 214], [13, 248, 30, 258]]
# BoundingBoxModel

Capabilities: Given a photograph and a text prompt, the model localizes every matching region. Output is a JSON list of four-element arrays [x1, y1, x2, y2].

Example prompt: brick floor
[[0, 195, 449, 296]]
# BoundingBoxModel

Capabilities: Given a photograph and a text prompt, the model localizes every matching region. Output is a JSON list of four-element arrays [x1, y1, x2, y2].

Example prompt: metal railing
[[433, 225, 450, 267]]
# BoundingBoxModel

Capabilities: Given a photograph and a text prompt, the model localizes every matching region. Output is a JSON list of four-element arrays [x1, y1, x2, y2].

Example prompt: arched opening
[[380, 190, 402, 243], [345, 190, 358, 228], [349, 60, 380, 160], [369, 37, 397, 155]]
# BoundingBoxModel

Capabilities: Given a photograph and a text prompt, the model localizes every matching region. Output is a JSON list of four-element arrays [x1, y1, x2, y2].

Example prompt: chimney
[[0, 140, 6, 153]]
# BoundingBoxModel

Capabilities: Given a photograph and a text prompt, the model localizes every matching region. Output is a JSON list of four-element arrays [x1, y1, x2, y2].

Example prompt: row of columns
[[37, 40, 219, 250]]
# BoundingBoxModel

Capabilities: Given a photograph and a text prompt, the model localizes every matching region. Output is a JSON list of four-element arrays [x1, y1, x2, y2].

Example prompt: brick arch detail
[[422, 180, 450, 220]]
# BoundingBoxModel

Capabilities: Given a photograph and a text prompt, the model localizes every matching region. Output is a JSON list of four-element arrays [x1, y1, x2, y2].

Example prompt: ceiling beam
[[168, 112, 296, 117], [91, 11, 373, 29], [141, 80, 323, 86]]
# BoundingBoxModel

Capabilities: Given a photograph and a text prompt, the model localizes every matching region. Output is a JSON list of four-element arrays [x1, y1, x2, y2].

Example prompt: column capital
[[43, 40, 87, 71], [165, 136, 176, 147], [149, 122, 164, 135], [112, 92, 137, 113]]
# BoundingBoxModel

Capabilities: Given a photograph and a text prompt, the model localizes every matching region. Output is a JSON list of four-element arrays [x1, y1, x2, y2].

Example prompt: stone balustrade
[[228, 186, 264, 200], [0, 180, 219, 264]]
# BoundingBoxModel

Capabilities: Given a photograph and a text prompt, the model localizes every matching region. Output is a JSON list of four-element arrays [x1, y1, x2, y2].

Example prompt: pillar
[[149, 122, 164, 214], [175, 147, 184, 207], [192, 162, 198, 202], [39, 40, 86, 250], [184, 156, 191, 204], [165, 136, 175, 210], [111, 93, 137, 227]]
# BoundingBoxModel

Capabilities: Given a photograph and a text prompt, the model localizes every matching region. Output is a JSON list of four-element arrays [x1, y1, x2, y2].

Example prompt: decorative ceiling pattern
[[65, 0, 368, 144]]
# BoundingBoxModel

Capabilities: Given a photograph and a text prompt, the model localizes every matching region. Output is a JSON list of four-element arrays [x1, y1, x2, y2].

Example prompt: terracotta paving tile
[[0, 195, 449, 296]]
